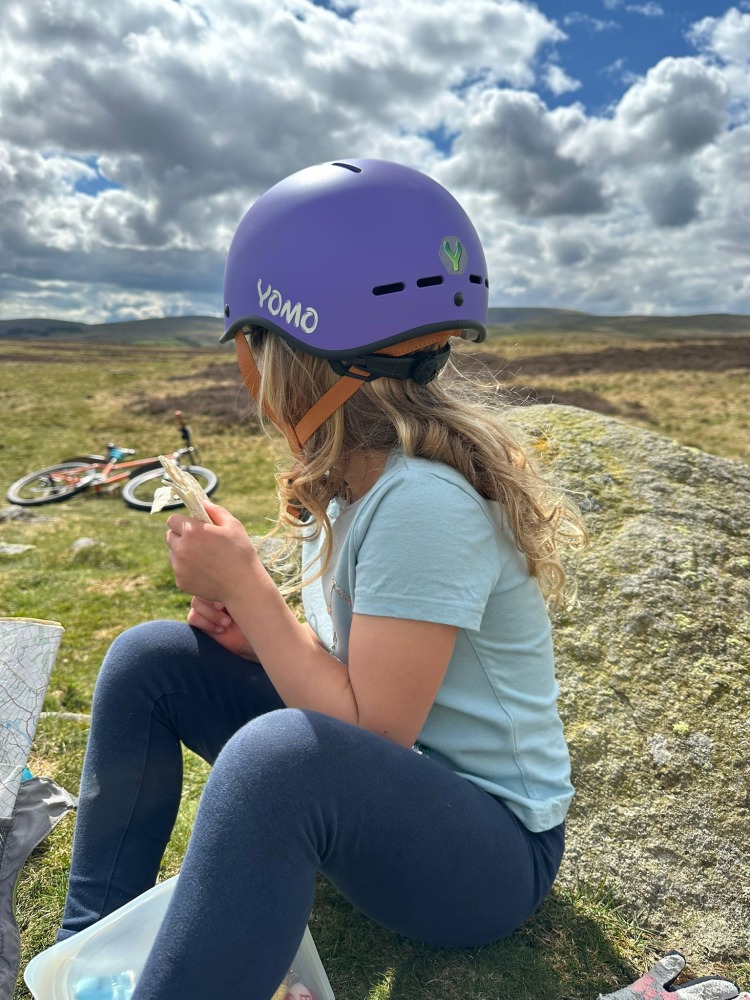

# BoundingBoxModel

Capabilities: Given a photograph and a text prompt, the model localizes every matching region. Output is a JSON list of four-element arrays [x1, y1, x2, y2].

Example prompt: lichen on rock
[[508, 404, 750, 961]]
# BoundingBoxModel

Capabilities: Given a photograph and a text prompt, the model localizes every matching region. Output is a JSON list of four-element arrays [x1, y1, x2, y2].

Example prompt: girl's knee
[[96, 619, 196, 694], [214, 709, 347, 790], [222, 708, 315, 757]]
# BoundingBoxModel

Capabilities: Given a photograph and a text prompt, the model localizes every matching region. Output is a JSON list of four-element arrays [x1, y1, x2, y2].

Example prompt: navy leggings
[[60, 620, 564, 1000]]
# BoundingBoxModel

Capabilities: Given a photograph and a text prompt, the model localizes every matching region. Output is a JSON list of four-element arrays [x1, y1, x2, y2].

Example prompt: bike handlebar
[[175, 410, 193, 447], [104, 412, 196, 456]]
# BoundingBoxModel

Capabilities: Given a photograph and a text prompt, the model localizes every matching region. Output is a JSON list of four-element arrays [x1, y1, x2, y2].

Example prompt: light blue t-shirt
[[301, 451, 574, 832]]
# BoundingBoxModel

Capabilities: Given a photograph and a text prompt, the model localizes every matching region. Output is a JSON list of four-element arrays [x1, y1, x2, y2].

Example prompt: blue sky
[[0, 0, 747, 321], [541, 2, 715, 110]]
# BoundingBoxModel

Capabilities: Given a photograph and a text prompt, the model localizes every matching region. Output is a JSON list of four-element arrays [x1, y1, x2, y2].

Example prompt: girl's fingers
[[187, 608, 225, 635], [166, 513, 188, 534], [191, 596, 218, 616], [190, 597, 232, 628]]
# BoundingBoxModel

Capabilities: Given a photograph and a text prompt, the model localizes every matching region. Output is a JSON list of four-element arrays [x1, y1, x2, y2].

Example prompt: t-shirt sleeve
[[352, 472, 505, 630]]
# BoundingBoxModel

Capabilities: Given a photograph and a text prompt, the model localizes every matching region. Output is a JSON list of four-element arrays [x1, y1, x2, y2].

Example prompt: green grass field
[[2, 336, 747, 1000]]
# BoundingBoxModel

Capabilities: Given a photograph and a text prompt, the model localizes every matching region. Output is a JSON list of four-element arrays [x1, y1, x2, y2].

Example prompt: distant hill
[[486, 308, 750, 338], [0, 315, 224, 347], [1, 309, 748, 346]]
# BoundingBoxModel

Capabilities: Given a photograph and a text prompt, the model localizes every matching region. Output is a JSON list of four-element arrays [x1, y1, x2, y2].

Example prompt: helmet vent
[[372, 282, 405, 296], [332, 162, 362, 173], [485, 278, 490, 288], [469, 274, 483, 284], [416, 275, 444, 288]]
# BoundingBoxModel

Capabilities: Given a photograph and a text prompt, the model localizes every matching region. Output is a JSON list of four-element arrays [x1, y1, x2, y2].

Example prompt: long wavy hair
[[247, 328, 586, 607]]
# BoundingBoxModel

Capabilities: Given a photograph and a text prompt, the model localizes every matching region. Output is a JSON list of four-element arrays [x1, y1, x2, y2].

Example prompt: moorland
[[1, 318, 748, 999]]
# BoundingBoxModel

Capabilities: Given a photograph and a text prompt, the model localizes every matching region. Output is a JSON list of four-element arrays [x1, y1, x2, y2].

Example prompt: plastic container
[[24, 876, 335, 1000]]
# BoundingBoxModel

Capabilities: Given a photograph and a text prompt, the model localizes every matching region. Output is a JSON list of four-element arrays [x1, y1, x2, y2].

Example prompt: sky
[[0, 0, 748, 323]]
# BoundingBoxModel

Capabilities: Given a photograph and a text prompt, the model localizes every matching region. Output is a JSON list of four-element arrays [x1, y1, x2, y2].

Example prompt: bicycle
[[6, 412, 219, 512]]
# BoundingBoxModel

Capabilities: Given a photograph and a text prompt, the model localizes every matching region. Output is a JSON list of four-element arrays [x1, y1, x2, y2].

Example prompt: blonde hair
[[249, 329, 586, 607]]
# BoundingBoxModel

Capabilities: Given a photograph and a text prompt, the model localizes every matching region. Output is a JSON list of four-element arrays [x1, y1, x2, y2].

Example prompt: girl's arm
[[167, 504, 457, 747], [187, 596, 327, 662]]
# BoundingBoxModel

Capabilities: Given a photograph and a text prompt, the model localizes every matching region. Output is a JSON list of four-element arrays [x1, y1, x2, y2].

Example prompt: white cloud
[[0, 0, 748, 320], [0, 0, 564, 315], [601, 57, 639, 87], [688, 8, 750, 121], [575, 58, 729, 166], [544, 64, 582, 95], [626, 3, 664, 16], [638, 167, 703, 227], [689, 7, 750, 66], [615, 58, 728, 156], [442, 90, 608, 217], [563, 12, 619, 31], [603, 57, 627, 76]]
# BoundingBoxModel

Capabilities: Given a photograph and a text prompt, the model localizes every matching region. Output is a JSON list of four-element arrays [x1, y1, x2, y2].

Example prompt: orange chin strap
[[233, 328, 454, 458]]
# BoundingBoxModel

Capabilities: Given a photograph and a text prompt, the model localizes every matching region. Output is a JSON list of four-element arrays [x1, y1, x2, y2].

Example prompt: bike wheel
[[121, 465, 219, 512], [6, 462, 97, 506]]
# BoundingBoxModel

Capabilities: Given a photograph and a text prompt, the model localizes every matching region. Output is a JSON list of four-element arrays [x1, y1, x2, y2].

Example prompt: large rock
[[509, 405, 750, 961]]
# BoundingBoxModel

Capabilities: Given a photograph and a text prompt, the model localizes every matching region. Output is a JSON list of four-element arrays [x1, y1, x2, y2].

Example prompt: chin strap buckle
[[328, 343, 451, 385]]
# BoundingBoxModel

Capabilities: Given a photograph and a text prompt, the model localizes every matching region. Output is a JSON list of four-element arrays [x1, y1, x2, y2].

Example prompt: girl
[[59, 159, 585, 1000]]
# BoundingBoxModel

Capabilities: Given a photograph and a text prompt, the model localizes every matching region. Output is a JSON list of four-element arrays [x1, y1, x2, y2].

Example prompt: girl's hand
[[187, 597, 258, 660], [165, 502, 260, 606]]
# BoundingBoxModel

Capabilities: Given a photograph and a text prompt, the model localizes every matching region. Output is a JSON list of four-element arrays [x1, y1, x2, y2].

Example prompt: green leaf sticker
[[443, 239, 462, 270], [439, 236, 467, 275]]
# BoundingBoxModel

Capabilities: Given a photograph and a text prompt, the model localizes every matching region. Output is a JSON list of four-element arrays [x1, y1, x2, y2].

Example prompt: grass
[[476, 331, 750, 464], [2, 336, 747, 999]]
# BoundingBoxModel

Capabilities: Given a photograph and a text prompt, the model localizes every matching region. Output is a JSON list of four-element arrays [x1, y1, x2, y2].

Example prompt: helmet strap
[[233, 328, 454, 458]]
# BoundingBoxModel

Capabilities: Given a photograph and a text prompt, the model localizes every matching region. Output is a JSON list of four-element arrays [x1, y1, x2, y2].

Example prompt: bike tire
[[6, 462, 97, 506], [121, 465, 219, 512]]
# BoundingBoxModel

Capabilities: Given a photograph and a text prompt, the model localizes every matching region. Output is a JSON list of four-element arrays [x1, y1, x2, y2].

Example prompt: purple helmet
[[222, 159, 488, 360]]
